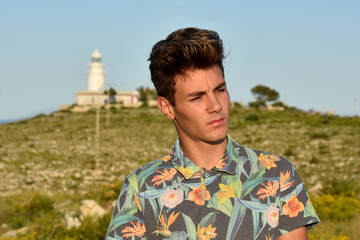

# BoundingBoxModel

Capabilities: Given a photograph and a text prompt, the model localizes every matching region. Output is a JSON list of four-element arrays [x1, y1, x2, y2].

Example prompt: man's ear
[[157, 97, 175, 120]]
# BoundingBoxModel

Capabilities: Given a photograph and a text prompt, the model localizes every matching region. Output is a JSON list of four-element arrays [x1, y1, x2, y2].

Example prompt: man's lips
[[207, 117, 225, 126]]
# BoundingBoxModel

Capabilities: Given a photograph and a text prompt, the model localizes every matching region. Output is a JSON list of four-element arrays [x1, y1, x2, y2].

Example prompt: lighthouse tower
[[73, 49, 140, 109], [88, 49, 105, 92]]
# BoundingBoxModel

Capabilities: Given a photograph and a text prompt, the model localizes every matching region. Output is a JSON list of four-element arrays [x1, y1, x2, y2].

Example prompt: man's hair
[[148, 27, 225, 105]]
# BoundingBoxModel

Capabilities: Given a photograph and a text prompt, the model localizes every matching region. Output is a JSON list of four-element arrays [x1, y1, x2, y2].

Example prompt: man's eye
[[190, 97, 200, 101], [217, 88, 226, 93]]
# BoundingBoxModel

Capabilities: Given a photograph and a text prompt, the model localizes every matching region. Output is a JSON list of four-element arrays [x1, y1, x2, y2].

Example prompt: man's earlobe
[[157, 97, 175, 120]]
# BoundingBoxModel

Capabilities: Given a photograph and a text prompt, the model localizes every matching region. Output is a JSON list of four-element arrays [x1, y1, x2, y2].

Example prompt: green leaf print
[[109, 214, 142, 232], [226, 200, 246, 240], [245, 147, 260, 173], [199, 212, 216, 228], [181, 213, 197, 240], [208, 196, 233, 217]]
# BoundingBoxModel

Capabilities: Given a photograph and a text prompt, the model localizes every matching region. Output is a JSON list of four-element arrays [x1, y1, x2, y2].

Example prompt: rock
[[24, 178, 34, 185], [1, 227, 28, 238], [111, 200, 117, 208], [65, 212, 81, 229], [80, 199, 106, 218], [309, 182, 323, 196]]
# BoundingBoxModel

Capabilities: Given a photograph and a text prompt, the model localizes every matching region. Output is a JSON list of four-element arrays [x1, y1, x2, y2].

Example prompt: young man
[[106, 27, 319, 240]]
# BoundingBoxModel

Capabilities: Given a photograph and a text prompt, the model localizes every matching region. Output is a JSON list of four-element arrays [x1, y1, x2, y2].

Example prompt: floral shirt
[[106, 135, 319, 240]]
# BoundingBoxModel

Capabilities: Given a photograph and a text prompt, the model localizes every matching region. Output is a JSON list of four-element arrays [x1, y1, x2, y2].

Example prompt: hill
[[0, 107, 359, 239]]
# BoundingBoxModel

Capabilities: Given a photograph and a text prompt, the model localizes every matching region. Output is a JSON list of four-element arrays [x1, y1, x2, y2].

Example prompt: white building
[[75, 49, 140, 108]]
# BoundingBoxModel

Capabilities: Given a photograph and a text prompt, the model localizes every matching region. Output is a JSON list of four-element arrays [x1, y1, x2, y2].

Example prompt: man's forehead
[[174, 67, 225, 91]]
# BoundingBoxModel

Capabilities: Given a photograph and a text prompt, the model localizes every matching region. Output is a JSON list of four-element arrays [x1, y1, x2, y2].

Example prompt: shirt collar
[[171, 134, 239, 179]]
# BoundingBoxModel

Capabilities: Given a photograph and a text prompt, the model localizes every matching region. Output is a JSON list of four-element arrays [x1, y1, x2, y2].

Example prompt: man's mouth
[[207, 117, 225, 126]]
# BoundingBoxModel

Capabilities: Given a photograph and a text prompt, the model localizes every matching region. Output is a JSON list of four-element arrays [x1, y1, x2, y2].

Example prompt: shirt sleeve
[[278, 158, 320, 235], [105, 174, 146, 239]]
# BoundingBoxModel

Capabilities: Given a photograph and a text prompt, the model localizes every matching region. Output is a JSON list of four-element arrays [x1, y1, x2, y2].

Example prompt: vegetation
[[250, 85, 279, 105], [0, 106, 359, 239], [136, 86, 157, 105]]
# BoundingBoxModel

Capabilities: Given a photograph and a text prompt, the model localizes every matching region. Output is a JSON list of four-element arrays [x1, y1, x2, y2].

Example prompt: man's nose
[[206, 94, 223, 113]]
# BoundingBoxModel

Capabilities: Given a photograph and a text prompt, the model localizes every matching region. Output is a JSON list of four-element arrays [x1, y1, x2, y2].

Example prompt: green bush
[[321, 178, 360, 196], [272, 101, 284, 107], [248, 100, 266, 109], [5, 193, 54, 230], [310, 132, 329, 139], [245, 113, 260, 122]]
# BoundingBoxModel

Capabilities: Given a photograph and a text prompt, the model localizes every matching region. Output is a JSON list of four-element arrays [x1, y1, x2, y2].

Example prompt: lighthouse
[[88, 49, 105, 92], [73, 49, 140, 110]]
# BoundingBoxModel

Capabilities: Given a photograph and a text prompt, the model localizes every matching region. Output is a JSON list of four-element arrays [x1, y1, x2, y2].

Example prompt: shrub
[[272, 101, 284, 107], [109, 106, 117, 112], [5, 193, 54, 230], [321, 178, 359, 196], [245, 113, 260, 122], [248, 100, 266, 109], [312, 194, 360, 222], [310, 132, 329, 139], [284, 149, 295, 157]]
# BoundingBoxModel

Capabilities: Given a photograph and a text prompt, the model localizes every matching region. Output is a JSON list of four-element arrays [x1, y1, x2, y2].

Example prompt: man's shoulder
[[230, 138, 295, 171], [126, 152, 173, 181]]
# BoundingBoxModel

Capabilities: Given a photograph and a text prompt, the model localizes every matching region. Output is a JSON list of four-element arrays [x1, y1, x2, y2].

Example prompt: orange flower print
[[215, 157, 228, 169], [188, 185, 211, 205], [258, 153, 280, 170], [121, 221, 146, 238], [134, 192, 142, 211], [283, 193, 304, 218], [197, 224, 217, 240], [280, 171, 294, 191], [265, 234, 273, 240], [153, 211, 179, 237], [151, 168, 177, 186], [257, 180, 279, 200]]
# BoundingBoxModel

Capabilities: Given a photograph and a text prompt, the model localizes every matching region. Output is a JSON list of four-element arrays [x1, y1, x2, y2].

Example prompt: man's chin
[[205, 133, 228, 145]]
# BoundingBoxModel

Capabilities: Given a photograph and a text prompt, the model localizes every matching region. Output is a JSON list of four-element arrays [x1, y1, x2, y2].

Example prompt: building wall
[[76, 91, 108, 106], [76, 91, 140, 107]]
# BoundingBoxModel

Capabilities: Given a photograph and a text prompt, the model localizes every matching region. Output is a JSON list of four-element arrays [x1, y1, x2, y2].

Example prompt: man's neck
[[179, 136, 228, 170]]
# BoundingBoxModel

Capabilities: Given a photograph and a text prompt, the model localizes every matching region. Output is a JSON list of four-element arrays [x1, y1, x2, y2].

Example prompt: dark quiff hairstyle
[[148, 27, 225, 105]]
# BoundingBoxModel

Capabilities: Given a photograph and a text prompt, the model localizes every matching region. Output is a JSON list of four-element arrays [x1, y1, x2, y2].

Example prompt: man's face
[[171, 65, 230, 145]]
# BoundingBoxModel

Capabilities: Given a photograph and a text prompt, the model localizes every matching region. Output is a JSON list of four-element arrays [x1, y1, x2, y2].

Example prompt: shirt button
[[204, 173, 210, 178]]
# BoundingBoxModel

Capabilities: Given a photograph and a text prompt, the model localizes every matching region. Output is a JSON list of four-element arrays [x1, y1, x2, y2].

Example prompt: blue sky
[[1, 0, 359, 121]]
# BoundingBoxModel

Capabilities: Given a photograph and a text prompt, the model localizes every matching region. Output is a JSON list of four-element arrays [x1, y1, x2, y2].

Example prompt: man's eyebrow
[[187, 90, 206, 98], [186, 82, 227, 98], [214, 82, 226, 91]]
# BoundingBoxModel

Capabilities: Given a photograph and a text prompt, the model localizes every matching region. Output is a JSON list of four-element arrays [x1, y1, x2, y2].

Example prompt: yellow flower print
[[161, 154, 172, 162], [215, 183, 236, 203], [258, 153, 280, 170], [197, 224, 217, 240], [178, 166, 196, 179]]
